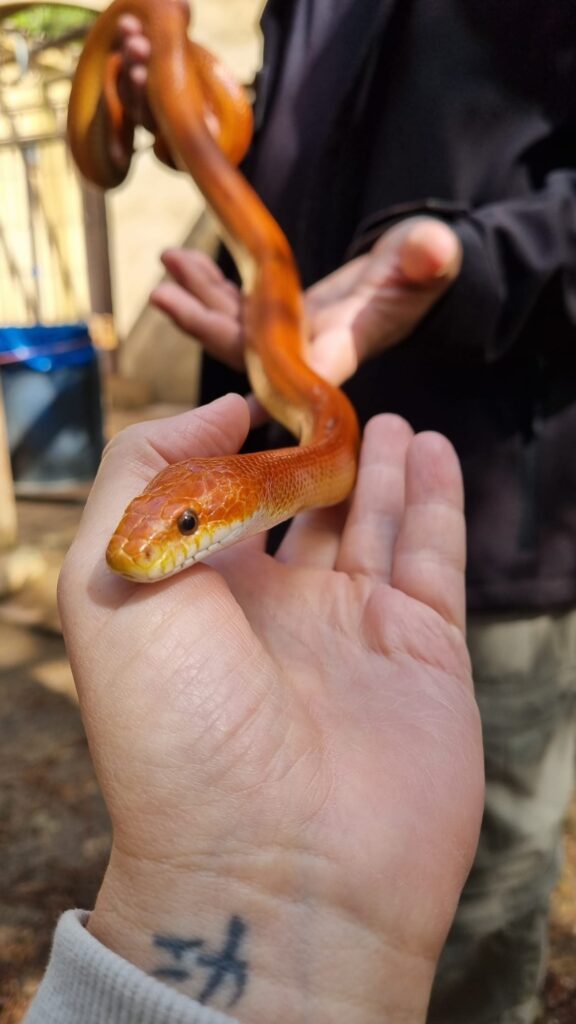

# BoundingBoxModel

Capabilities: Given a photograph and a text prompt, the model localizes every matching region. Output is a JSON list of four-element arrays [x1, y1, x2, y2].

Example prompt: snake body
[[68, 0, 360, 581]]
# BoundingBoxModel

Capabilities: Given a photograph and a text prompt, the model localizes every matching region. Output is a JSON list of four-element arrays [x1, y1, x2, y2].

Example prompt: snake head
[[105, 455, 268, 581]]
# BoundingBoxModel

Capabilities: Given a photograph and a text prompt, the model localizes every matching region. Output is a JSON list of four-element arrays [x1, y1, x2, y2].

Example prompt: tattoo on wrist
[[152, 915, 249, 1007]]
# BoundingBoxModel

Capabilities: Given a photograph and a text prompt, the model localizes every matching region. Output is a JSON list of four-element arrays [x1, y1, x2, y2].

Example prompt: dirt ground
[[0, 484, 575, 1023]]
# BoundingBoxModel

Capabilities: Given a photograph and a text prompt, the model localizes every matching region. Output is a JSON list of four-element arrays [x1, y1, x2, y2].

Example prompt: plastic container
[[0, 323, 103, 490]]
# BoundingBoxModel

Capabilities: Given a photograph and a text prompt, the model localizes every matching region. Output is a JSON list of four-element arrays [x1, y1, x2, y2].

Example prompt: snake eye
[[177, 509, 199, 535]]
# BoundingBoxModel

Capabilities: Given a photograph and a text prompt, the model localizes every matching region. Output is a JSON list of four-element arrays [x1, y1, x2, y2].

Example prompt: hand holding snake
[[58, 394, 482, 1020], [114, 13, 461, 388]]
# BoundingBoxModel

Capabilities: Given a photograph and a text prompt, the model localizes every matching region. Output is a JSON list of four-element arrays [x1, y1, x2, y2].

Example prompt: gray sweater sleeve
[[24, 910, 240, 1024]]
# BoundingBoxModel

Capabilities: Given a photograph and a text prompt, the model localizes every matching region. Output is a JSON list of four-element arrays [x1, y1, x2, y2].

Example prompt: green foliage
[[3, 5, 96, 41]]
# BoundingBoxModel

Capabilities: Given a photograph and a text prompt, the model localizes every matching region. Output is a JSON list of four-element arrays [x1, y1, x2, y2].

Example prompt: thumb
[[379, 216, 461, 285], [307, 217, 461, 384]]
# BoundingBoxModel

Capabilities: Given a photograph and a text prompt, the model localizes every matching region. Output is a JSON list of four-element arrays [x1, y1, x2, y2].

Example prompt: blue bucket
[[0, 323, 104, 488]]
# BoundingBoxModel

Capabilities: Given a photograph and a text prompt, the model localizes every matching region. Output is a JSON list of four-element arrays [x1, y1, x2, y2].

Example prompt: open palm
[[59, 394, 483, 1011]]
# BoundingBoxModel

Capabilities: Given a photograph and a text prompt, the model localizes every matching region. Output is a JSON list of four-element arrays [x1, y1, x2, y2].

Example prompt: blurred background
[[0, 3, 573, 1022]]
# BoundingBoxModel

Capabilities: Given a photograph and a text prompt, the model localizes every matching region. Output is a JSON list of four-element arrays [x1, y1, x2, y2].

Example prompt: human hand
[[151, 217, 461, 388], [110, 14, 461, 381], [102, 12, 155, 172], [58, 395, 483, 1024]]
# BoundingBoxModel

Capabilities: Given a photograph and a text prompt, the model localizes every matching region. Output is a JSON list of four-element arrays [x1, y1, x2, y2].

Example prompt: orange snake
[[68, 0, 360, 581]]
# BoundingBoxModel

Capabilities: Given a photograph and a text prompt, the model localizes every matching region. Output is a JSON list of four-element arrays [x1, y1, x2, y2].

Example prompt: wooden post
[[0, 375, 17, 549]]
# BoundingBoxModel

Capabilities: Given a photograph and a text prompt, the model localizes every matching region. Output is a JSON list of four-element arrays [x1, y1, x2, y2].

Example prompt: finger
[[152, 250, 244, 366], [306, 219, 462, 384], [304, 259, 368, 385], [275, 504, 347, 568], [161, 249, 241, 320], [335, 414, 414, 579], [151, 282, 244, 367], [394, 218, 461, 284], [75, 394, 250, 555], [122, 32, 151, 66], [162, 247, 224, 285], [306, 316, 360, 385], [128, 64, 148, 91], [390, 431, 466, 632], [115, 16, 153, 128], [117, 14, 145, 39]]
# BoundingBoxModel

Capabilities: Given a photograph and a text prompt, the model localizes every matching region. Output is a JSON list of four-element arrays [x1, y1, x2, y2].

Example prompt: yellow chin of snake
[[106, 516, 252, 581]]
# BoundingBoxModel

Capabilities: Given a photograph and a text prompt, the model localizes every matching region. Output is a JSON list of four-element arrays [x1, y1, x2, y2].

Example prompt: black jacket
[[203, 0, 576, 610]]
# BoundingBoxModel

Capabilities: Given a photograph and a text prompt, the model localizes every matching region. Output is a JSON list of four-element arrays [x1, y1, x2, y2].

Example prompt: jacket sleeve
[[24, 910, 240, 1024], [350, 167, 576, 366]]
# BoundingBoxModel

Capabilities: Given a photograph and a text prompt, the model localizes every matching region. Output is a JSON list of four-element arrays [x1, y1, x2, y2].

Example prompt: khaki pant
[[428, 608, 576, 1024]]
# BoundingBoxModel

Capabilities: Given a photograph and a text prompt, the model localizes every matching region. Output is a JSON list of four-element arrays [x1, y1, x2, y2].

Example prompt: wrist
[[88, 847, 436, 1024]]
